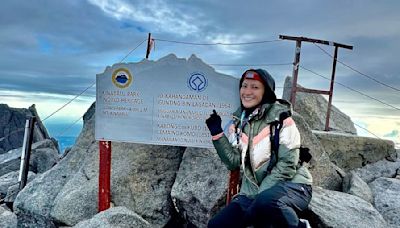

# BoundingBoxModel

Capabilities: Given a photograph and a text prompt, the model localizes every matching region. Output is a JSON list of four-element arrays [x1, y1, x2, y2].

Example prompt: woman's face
[[240, 79, 265, 108]]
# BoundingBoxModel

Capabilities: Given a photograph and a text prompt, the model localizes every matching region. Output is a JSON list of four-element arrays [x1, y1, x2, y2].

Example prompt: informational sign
[[95, 54, 240, 148]]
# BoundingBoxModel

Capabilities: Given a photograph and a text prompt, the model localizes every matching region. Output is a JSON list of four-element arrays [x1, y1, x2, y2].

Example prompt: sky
[[0, 0, 399, 147]]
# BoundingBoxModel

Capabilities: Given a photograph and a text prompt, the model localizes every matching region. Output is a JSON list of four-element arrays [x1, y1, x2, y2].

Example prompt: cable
[[38, 38, 148, 141], [327, 106, 383, 139], [40, 38, 147, 123], [153, 38, 282, 46], [0, 128, 25, 142], [41, 83, 95, 122], [352, 121, 382, 139], [0, 39, 147, 147], [55, 115, 83, 138], [0, 182, 22, 203], [313, 43, 400, 93], [286, 68, 386, 140], [299, 65, 400, 112], [210, 63, 292, 67], [119, 39, 147, 62]]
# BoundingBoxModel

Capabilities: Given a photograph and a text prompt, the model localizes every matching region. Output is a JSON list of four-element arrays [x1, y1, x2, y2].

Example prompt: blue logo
[[112, 68, 132, 89], [187, 72, 208, 92], [115, 74, 128, 83]]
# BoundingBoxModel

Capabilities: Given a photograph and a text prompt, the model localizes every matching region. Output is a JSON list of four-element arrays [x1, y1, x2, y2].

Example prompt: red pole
[[98, 140, 111, 212], [325, 46, 339, 131]]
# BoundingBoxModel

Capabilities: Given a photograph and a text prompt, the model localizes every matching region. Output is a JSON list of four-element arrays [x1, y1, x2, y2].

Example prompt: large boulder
[[314, 131, 397, 171], [292, 112, 344, 190], [353, 158, 400, 183], [14, 102, 185, 227], [73, 206, 150, 228], [282, 77, 357, 134], [308, 187, 387, 227], [0, 139, 60, 177], [369, 177, 400, 227], [0, 104, 51, 154], [171, 147, 228, 227], [0, 171, 36, 200], [0, 206, 18, 228], [342, 171, 373, 204]]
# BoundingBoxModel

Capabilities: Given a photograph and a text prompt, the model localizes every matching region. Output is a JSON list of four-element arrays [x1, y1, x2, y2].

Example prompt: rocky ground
[[1, 80, 399, 227]]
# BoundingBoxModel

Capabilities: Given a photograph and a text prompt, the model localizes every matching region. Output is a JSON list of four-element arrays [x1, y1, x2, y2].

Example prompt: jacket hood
[[240, 69, 277, 105]]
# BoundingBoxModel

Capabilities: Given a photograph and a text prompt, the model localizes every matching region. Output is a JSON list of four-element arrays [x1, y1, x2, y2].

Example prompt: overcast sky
[[0, 0, 399, 145]]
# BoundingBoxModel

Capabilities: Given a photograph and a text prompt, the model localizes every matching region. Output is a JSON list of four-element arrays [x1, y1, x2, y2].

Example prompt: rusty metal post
[[99, 140, 112, 212], [290, 40, 302, 107], [280, 35, 352, 132], [18, 116, 36, 190], [325, 46, 339, 131]]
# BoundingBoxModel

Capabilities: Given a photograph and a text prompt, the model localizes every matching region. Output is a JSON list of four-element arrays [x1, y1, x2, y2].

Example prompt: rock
[[308, 187, 387, 227], [342, 171, 373, 204], [0, 139, 60, 177], [0, 170, 36, 200], [0, 104, 50, 154], [13, 166, 64, 227], [353, 159, 400, 183], [171, 147, 228, 227], [14, 102, 185, 227], [314, 131, 397, 171], [293, 112, 344, 190], [282, 77, 357, 134], [0, 205, 18, 228], [16, 212, 57, 228], [30, 139, 60, 173], [72, 206, 150, 228], [369, 177, 400, 227], [49, 170, 98, 226], [13, 107, 97, 227]]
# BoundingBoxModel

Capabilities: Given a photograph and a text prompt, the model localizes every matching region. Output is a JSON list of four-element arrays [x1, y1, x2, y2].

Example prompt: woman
[[206, 69, 313, 228]]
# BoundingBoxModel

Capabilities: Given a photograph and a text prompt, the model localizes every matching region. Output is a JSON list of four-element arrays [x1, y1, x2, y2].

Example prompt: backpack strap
[[266, 110, 292, 173]]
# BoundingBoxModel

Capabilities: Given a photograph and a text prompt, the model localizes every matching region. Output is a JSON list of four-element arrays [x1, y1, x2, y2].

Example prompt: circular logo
[[112, 68, 133, 88], [187, 72, 208, 92]]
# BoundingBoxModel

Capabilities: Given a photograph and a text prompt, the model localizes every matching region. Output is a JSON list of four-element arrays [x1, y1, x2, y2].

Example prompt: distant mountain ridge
[[0, 104, 52, 154]]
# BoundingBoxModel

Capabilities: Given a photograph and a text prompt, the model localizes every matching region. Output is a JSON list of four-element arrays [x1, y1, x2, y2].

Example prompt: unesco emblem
[[112, 68, 133, 89], [187, 72, 208, 92]]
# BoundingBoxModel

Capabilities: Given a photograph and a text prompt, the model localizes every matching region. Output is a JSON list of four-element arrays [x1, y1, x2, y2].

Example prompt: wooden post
[[18, 116, 36, 190], [98, 140, 111, 212], [290, 40, 302, 107], [145, 33, 152, 59]]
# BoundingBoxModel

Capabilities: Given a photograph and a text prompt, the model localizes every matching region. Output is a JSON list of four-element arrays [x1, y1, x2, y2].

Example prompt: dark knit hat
[[240, 69, 277, 104]]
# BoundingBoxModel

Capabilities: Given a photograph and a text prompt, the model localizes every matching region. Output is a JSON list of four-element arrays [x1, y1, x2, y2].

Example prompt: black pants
[[208, 182, 312, 228]]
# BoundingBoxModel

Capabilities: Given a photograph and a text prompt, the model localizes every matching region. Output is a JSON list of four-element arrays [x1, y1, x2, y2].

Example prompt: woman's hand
[[205, 109, 223, 136]]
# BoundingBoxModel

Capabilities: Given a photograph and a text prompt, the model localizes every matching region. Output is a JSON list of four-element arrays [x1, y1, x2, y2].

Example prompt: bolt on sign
[[95, 54, 240, 148]]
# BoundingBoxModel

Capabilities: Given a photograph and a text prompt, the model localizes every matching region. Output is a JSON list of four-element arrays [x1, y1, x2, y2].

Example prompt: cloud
[[384, 130, 399, 138], [87, 0, 201, 36], [0, 0, 400, 147]]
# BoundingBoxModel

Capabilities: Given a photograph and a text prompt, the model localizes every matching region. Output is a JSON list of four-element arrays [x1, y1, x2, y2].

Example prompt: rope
[[299, 65, 400, 112], [313, 43, 400, 93], [153, 38, 282, 46]]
